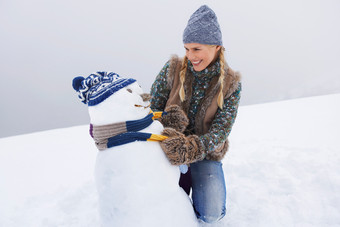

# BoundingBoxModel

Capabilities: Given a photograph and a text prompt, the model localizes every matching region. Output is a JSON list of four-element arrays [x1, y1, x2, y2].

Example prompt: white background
[[1, 0, 340, 137]]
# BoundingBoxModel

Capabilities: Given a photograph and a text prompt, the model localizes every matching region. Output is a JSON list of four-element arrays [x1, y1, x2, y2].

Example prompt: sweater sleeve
[[199, 82, 241, 153], [150, 61, 171, 112]]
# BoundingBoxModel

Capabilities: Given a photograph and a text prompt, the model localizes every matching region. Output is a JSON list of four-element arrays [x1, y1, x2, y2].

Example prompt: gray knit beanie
[[183, 5, 223, 46]]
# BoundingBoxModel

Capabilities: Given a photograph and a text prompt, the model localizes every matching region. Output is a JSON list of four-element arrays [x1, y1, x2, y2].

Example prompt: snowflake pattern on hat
[[72, 71, 136, 106]]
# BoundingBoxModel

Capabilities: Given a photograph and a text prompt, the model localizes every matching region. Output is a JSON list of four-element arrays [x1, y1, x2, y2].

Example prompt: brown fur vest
[[164, 55, 241, 161]]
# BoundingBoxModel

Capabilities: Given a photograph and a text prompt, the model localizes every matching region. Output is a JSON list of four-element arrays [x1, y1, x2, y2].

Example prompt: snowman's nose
[[134, 104, 151, 109]]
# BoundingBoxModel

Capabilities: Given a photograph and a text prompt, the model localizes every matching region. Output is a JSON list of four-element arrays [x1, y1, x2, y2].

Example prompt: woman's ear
[[216, 46, 222, 51]]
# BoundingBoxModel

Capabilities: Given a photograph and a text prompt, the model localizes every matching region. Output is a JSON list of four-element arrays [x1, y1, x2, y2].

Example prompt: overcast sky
[[1, 0, 340, 138]]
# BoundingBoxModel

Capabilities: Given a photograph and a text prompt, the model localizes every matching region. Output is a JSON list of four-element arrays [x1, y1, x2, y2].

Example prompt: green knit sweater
[[150, 59, 241, 154]]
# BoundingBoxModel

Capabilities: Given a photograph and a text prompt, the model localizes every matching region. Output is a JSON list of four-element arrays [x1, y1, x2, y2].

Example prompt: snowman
[[72, 72, 198, 227]]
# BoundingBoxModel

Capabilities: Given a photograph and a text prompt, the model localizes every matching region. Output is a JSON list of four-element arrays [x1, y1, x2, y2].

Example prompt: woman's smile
[[191, 60, 202, 66]]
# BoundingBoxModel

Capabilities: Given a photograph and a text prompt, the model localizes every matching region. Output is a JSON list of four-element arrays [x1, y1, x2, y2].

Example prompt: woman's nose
[[186, 51, 194, 60]]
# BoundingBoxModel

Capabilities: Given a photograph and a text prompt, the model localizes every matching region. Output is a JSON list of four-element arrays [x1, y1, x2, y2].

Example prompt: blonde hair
[[179, 46, 226, 109]]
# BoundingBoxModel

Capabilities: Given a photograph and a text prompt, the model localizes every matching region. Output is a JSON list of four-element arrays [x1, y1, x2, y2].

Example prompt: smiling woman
[[149, 5, 242, 224]]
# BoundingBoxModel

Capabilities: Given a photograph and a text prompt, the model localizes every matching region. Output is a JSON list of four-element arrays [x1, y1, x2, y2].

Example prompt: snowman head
[[73, 72, 151, 125]]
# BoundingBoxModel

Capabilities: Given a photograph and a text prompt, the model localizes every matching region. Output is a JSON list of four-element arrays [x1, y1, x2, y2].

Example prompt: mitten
[[159, 105, 189, 133], [160, 128, 205, 165]]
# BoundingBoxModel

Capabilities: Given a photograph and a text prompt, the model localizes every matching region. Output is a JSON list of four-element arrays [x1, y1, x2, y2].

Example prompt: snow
[[0, 126, 99, 226], [1, 93, 340, 226], [222, 94, 340, 227]]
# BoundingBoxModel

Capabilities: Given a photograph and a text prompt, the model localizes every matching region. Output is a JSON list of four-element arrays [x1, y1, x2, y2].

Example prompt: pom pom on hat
[[72, 76, 85, 91], [72, 71, 136, 106], [183, 5, 223, 46]]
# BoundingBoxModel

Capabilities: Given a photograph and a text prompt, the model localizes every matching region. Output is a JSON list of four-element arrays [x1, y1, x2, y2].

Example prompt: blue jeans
[[179, 159, 226, 223]]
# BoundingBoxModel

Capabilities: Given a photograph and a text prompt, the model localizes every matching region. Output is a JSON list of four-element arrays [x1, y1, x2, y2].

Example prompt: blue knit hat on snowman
[[72, 72, 136, 106], [183, 5, 223, 46]]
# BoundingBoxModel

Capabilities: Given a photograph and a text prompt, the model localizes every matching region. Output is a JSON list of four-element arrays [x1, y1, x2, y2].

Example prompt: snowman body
[[88, 81, 198, 226]]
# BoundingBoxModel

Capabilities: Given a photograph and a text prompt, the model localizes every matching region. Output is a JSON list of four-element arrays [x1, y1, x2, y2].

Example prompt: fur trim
[[161, 128, 205, 165], [167, 55, 182, 90], [159, 105, 189, 133], [224, 70, 242, 99], [181, 67, 194, 113]]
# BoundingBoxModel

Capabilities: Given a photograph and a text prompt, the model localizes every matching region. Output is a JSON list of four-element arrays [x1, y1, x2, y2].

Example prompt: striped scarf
[[90, 111, 168, 150]]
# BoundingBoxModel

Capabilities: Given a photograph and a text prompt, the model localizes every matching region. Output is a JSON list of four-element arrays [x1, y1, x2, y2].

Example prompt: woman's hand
[[159, 105, 189, 133], [160, 128, 205, 165]]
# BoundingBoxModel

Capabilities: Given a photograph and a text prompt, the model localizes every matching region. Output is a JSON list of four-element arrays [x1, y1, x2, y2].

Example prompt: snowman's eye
[[127, 89, 132, 93]]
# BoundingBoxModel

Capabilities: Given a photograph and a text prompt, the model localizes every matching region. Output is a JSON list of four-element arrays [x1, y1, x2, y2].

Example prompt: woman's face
[[184, 43, 221, 72]]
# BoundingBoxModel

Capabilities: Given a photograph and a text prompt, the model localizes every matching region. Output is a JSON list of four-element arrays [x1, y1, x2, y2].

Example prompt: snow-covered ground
[[1, 93, 339, 227]]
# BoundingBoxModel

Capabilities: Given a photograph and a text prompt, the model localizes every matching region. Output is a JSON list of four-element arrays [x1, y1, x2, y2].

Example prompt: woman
[[150, 5, 241, 224]]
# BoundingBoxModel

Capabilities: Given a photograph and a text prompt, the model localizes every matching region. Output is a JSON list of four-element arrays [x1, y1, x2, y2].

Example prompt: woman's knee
[[196, 207, 226, 223], [191, 159, 227, 223]]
